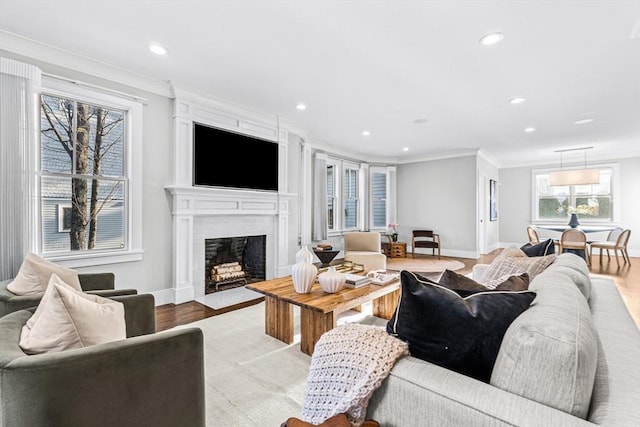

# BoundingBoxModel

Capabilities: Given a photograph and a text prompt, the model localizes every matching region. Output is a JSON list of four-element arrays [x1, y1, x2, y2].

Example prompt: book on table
[[344, 273, 371, 288], [368, 271, 399, 286]]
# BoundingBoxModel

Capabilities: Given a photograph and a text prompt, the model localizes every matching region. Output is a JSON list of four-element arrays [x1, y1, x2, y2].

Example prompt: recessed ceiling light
[[149, 44, 167, 55], [509, 97, 526, 104], [362, 130, 371, 136], [295, 103, 307, 111], [413, 118, 428, 124], [479, 32, 504, 46], [524, 127, 536, 133], [574, 118, 595, 125], [402, 147, 409, 152]]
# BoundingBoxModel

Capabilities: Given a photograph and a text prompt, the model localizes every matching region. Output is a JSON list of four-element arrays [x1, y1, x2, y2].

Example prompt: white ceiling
[[1, 0, 639, 166]]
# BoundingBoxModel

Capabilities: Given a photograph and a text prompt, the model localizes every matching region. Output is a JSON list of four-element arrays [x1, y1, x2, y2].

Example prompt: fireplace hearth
[[205, 235, 266, 294]]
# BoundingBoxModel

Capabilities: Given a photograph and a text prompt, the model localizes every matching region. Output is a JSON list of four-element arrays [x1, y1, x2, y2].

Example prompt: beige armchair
[[343, 232, 387, 272]]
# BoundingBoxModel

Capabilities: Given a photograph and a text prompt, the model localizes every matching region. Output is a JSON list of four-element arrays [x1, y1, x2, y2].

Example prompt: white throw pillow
[[481, 247, 555, 284], [7, 252, 81, 296], [19, 274, 126, 355]]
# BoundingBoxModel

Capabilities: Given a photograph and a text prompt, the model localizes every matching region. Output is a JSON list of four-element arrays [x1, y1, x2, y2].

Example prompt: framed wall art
[[490, 179, 498, 221]]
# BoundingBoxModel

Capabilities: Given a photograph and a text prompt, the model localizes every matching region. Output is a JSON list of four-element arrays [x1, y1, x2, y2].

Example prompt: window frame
[[531, 163, 620, 224], [369, 166, 389, 230], [326, 158, 340, 233], [38, 77, 143, 267], [342, 160, 361, 231], [57, 203, 72, 233], [324, 157, 394, 236]]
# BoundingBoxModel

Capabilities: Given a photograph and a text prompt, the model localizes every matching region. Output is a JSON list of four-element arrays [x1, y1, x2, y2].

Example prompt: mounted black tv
[[193, 123, 279, 192]]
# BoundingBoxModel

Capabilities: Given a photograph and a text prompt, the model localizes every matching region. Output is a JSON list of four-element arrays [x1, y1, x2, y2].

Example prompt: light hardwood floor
[[156, 250, 640, 331]]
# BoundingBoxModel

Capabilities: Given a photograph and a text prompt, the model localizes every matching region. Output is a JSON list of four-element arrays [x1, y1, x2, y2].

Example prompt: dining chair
[[526, 226, 541, 244], [559, 228, 590, 266], [589, 228, 631, 267]]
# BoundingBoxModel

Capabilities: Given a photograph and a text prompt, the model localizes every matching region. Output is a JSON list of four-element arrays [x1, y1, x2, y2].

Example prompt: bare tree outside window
[[41, 94, 126, 252]]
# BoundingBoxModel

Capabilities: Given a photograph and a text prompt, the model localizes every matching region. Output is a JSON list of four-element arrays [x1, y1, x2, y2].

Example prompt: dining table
[[534, 224, 618, 233]]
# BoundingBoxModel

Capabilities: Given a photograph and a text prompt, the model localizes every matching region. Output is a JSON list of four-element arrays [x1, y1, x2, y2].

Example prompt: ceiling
[[1, 0, 639, 166]]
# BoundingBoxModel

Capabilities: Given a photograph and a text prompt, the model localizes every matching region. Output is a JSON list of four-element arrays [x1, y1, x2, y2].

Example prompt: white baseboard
[[150, 288, 174, 306]]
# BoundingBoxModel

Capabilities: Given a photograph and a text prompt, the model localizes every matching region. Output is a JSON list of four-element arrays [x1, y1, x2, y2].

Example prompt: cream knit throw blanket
[[301, 323, 409, 426]]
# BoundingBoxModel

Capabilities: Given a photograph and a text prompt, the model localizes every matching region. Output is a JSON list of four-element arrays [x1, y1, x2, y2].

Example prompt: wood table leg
[[372, 289, 401, 319], [264, 295, 293, 344], [300, 307, 336, 356]]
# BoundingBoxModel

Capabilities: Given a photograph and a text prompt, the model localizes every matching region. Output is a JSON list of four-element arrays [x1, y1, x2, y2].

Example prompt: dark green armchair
[[0, 293, 206, 427]]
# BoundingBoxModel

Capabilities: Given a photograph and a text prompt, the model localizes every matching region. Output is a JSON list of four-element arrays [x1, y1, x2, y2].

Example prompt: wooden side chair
[[526, 226, 541, 244], [411, 230, 440, 259], [589, 228, 631, 266], [559, 228, 590, 266]]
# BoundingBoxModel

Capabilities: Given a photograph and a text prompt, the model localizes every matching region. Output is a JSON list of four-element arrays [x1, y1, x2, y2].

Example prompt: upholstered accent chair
[[0, 272, 137, 317], [559, 228, 590, 266], [411, 230, 440, 259], [0, 293, 206, 427], [343, 232, 387, 272], [589, 228, 631, 266]]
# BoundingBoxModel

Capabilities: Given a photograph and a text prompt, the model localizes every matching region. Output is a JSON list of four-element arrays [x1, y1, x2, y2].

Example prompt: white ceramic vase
[[318, 266, 346, 293], [295, 245, 314, 264], [291, 260, 317, 294]]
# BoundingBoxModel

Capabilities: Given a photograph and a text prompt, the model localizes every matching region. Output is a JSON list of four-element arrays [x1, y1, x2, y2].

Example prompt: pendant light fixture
[[549, 146, 600, 186]]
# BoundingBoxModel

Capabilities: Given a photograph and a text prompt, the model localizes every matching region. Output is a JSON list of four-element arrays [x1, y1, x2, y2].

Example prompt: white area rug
[[171, 302, 384, 426], [196, 286, 263, 310]]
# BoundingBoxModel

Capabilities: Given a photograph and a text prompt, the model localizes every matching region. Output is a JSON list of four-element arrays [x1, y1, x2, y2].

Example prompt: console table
[[246, 276, 400, 355]]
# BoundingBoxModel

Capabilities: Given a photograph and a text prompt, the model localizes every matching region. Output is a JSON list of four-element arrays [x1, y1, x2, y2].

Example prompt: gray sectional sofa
[[366, 253, 640, 426]]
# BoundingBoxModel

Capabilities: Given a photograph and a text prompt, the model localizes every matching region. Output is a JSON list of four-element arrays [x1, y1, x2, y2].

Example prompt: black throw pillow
[[520, 238, 555, 257], [386, 270, 536, 382]]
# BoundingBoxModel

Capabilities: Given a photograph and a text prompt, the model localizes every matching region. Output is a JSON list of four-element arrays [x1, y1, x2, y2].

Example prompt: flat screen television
[[193, 123, 279, 192]]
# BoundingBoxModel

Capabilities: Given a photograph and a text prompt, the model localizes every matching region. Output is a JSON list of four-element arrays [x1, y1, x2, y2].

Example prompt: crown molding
[[397, 149, 479, 165], [0, 30, 171, 97]]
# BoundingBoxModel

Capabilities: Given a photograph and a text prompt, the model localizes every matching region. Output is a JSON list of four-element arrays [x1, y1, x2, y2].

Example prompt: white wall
[[0, 50, 178, 295], [499, 157, 640, 257], [397, 156, 478, 258], [3, 48, 638, 301]]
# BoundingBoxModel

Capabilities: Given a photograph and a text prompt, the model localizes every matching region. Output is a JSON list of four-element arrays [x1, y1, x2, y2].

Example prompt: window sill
[[44, 250, 144, 268]]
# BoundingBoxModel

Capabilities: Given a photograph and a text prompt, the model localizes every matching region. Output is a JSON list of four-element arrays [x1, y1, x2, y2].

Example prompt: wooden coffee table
[[246, 276, 401, 355]]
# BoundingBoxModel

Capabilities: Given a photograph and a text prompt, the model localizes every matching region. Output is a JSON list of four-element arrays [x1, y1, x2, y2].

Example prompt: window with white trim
[[533, 167, 614, 222], [370, 168, 387, 228], [343, 162, 360, 230], [326, 161, 338, 232], [39, 78, 143, 266]]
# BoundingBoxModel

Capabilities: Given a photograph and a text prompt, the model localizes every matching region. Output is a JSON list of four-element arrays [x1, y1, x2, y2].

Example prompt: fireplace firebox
[[204, 235, 266, 294]]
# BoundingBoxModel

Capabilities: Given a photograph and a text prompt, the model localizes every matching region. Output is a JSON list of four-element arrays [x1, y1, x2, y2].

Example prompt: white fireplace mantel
[[164, 94, 295, 304], [165, 185, 294, 304]]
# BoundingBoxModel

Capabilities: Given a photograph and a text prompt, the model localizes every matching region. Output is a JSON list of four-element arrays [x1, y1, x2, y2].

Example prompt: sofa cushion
[[532, 253, 592, 300], [7, 252, 81, 296], [387, 271, 536, 382], [520, 239, 555, 257], [436, 269, 529, 293], [480, 247, 555, 284], [490, 269, 598, 419], [19, 274, 126, 354]]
